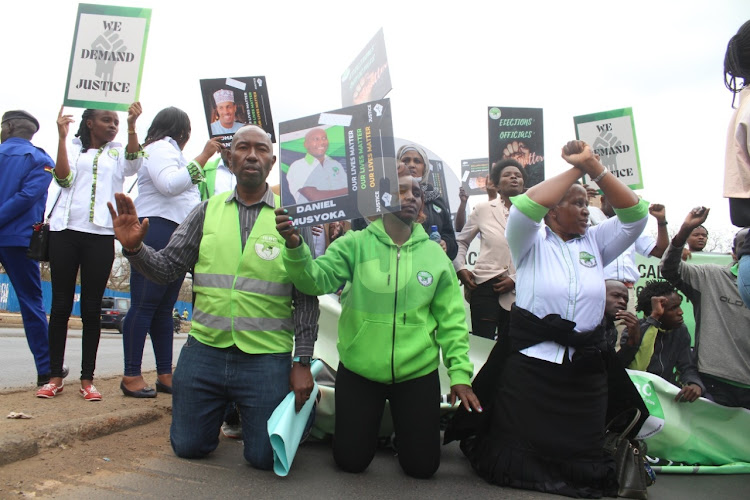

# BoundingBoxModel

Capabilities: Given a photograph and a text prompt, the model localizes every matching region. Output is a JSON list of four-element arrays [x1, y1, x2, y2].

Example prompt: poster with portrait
[[279, 99, 399, 227], [487, 107, 545, 188], [341, 28, 392, 107], [429, 159, 451, 214], [574, 107, 643, 190], [63, 3, 151, 111], [199, 76, 275, 146], [461, 158, 490, 195]]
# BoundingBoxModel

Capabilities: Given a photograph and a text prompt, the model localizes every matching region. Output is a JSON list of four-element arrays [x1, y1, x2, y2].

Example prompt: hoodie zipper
[[391, 246, 401, 384]]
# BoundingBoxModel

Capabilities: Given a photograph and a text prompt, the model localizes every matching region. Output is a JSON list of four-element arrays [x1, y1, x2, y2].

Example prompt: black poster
[[487, 107, 544, 187], [341, 28, 392, 107], [461, 158, 490, 195], [200, 76, 275, 146], [279, 99, 399, 227]]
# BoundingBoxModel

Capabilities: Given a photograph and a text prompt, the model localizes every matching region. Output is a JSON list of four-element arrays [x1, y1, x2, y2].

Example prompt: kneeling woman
[[447, 141, 649, 498], [275, 175, 480, 479]]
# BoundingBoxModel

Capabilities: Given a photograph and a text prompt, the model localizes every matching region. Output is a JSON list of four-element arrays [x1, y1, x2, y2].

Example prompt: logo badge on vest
[[108, 149, 119, 159], [579, 251, 597, 268], [417, 271, 434, 287], [255, 234, 281, 261]]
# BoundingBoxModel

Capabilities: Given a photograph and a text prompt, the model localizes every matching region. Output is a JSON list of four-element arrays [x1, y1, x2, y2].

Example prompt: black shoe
[[120, 381, 157, 398], [62, 364, 69, 379], [155, 380, 172, 394]]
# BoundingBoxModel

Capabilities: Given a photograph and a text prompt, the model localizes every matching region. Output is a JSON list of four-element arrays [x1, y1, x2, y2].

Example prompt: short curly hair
[[636, 280, 678, 316]]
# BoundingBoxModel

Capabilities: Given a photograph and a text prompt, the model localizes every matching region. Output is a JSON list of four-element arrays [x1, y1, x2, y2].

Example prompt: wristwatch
[[293, 356, 312, 367]]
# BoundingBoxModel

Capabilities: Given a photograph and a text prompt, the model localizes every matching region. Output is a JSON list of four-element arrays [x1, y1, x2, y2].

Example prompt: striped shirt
[[126, 185, 319, 356]]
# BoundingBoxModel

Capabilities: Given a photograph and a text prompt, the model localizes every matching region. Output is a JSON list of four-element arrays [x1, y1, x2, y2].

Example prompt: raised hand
[[561, 140, 597, 176], [649, 204, 666, 223], [682, 206, 710, 231], [127, 101, 142, 128], [57, 105, 74, 140], [650, 296, 667, 320], [107, 193, 149, 251]]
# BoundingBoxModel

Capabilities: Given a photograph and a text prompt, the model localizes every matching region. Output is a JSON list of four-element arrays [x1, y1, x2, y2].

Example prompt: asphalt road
[[45, 430, 750, 500], [0, 327, 187, 389]]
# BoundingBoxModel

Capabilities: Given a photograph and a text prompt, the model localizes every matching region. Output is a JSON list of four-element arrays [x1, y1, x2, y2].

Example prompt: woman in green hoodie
[[275, 174, 480, 479]]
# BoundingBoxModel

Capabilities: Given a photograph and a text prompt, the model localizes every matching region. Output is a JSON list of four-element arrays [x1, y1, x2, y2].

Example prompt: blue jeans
[[0, 246, 49, 375], [122, 217, 184, 376], [738, 255, 750, 309], [170, 336, 291, 470]]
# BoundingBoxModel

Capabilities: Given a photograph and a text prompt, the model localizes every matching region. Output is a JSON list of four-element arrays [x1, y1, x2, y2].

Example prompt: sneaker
[[36, 382, 64, 398], [221, 421, 242, 439], [80, 385, 102, 401], [37, 365, 70, 387]]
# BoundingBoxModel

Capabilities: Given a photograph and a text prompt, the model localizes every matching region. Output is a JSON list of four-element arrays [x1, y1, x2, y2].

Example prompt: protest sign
[[341, 28, 392, 107], [574, 107, 643, 190], [199, 76, 275, 146], [487, 107, 544, 187], [64, 3, 150, 111], [461, 158, 490, 196], [279, 99, 399, 227]]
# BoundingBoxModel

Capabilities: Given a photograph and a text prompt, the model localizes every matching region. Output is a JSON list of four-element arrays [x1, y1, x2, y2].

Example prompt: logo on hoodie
[[416, 271, 433, 287]]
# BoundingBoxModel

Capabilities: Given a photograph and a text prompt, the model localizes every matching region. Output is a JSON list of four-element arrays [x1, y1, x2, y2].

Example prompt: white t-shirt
[[50, 138, 143, 235], [135, 137, 201, 224], [601, 233, 656, 283], [286, 154, 346, 204]]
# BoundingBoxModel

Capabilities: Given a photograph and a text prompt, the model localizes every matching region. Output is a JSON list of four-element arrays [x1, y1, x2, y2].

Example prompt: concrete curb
[[0, 407, 167, 467]]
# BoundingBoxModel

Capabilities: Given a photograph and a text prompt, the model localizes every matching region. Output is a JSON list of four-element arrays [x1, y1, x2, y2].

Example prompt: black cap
[[1, 110, 40, 132]]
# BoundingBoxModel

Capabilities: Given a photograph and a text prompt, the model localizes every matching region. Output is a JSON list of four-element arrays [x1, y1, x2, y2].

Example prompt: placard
[[341, 28, 392, 107], [199, 76, 275, 146], [487, 107, 544, 187], [279, 99, 399, 227], [574, 107, 643, 190], [461, 158, 490, 195], [64, 3, 151, 111]]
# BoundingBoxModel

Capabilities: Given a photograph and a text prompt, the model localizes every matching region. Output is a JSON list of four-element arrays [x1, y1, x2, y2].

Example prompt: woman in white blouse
[[447, 140, 650, 497], [37, 103, 144, 402], [120, 107, 220, 398]]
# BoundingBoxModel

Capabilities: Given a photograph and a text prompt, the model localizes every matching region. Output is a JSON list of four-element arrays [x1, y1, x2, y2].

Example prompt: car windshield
[[101, 298, 115, 309], [116, 299, 129, 310]]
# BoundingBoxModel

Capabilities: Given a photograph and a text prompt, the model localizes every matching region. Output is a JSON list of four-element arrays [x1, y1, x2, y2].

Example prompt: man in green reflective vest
[[108, 125, 320, 470]]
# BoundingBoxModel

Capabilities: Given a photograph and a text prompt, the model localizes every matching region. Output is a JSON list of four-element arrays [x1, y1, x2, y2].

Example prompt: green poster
[[574, 108, 643, 190], [64, 3, 151, 111]]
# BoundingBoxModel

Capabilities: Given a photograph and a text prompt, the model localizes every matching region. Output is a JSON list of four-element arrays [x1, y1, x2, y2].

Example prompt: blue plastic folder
[[267, 359, 323, 476]]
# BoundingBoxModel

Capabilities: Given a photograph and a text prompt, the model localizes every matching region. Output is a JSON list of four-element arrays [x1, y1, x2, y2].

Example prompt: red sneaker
[[36, 382, 64, 398], [79, 385, 102, 401]]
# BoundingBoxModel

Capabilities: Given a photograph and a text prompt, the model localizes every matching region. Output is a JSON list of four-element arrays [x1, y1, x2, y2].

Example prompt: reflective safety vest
[[191, 193, 294, 353]]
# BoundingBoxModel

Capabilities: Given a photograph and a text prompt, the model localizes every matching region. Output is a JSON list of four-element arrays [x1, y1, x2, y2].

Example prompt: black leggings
[[333, 363, 440, 479], [470, 278, 510, 340], [48, 230, 114, 381]]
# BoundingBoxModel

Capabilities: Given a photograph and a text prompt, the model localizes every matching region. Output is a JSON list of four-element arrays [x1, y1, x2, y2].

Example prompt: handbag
[[26, 191, 61, 262], [604, 408, 653, 500]]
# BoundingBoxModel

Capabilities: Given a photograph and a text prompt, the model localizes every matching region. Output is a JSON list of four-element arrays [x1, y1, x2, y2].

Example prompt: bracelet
[[592, 168, 608, 183], [658, 221, 668, 227], [128, 129, 136, 134], [123, 243, 143, 254]]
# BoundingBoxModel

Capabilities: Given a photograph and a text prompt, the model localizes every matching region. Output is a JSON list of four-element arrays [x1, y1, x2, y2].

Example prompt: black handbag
[[604, 408, 652, 499], [26, 192, 61, 262]]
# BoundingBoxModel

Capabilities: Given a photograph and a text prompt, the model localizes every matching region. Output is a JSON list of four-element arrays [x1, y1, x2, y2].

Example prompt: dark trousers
[[122, 217, 183, 376], [48, 230, 114, 380], [0, 246, 49, 375], [701, 373, 750, 410], [470, 278, 510, 340], [333, 363, 440, 479]]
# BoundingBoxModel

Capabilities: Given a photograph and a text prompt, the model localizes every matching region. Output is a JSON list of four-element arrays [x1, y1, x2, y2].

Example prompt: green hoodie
[[283, 218, 473, 386]]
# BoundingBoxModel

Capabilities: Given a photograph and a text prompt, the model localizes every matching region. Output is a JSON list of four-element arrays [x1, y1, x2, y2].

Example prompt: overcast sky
[[2, 0, 749, 241]]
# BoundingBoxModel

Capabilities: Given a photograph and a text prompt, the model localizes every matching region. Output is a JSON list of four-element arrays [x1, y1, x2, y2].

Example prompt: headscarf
[[397, 144, 439, 202]]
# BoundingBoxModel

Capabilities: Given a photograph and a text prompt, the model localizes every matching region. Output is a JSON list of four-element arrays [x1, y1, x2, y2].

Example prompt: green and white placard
[[64, 3, 151, 111], [573, 107, 643, 190]]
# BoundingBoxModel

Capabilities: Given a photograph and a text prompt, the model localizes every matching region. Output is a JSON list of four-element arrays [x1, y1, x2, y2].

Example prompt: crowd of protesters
[[1, 18, 750, 499]]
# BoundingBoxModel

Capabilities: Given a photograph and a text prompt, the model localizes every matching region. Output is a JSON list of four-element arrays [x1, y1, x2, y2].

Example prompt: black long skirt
[[466, 350, 618, 498]]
